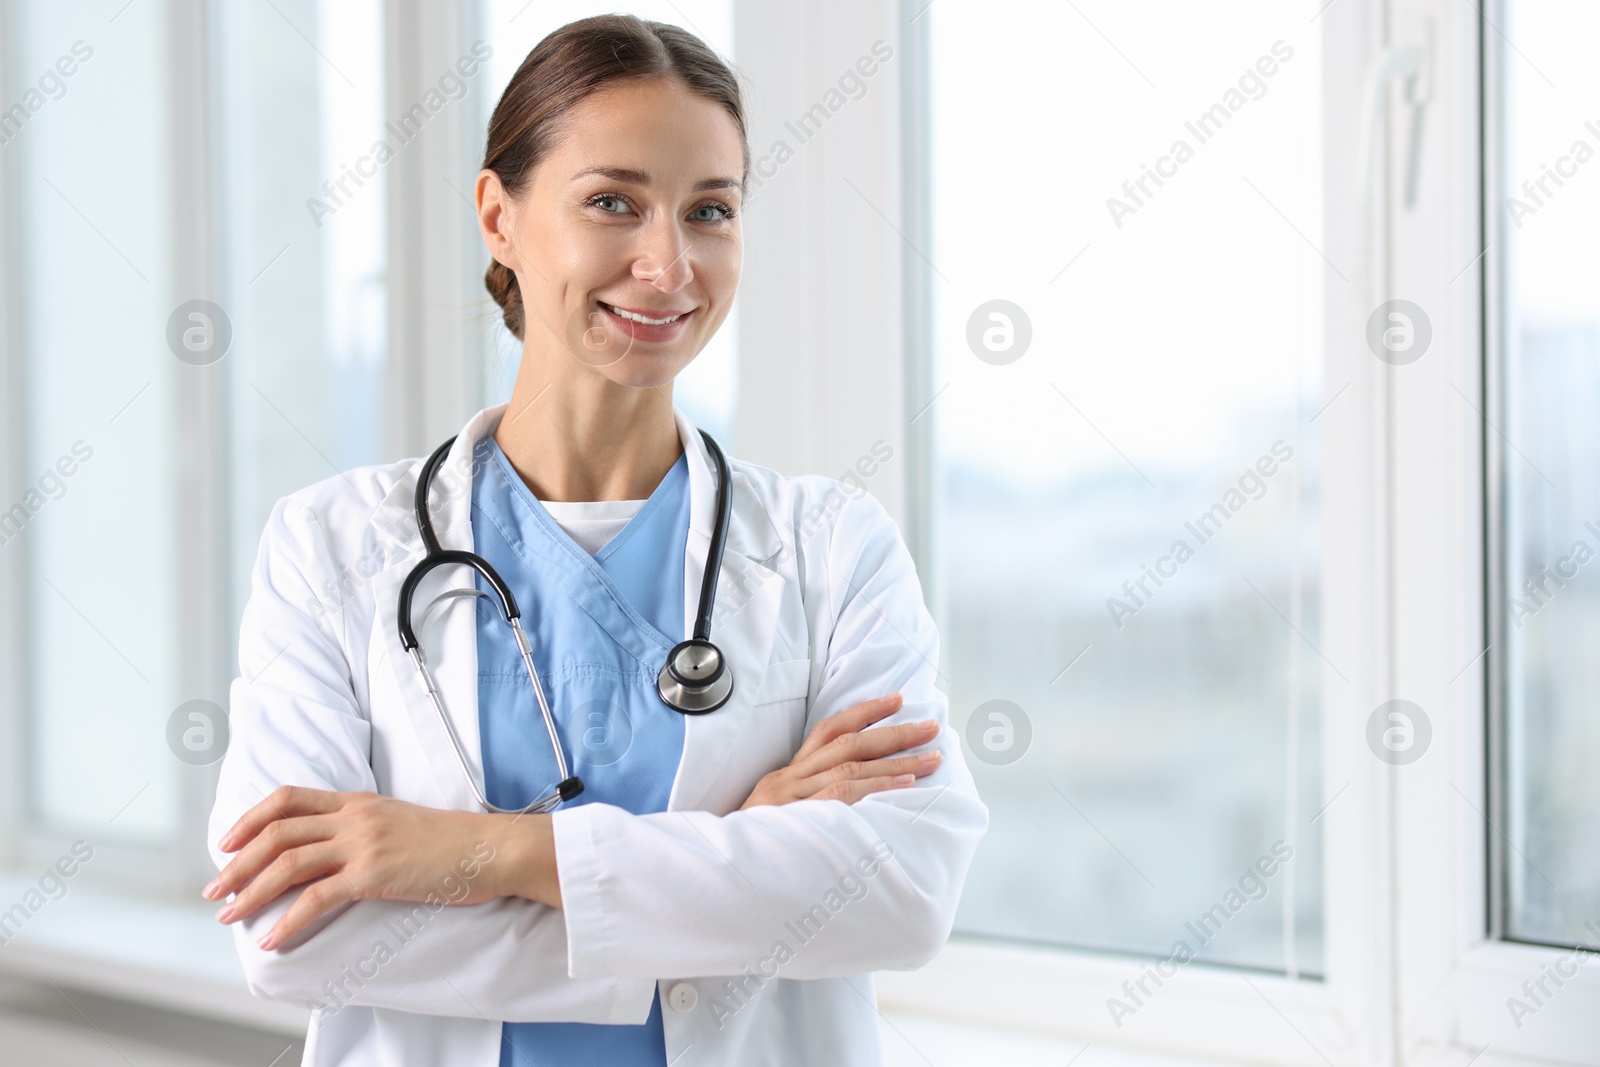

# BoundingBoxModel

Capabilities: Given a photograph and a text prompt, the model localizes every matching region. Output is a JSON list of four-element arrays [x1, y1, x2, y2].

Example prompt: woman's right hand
[[737, 692, 944, 810]]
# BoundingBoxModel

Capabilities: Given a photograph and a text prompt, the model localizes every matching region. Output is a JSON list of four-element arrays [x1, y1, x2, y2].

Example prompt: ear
[[476, 169, 519, 270]]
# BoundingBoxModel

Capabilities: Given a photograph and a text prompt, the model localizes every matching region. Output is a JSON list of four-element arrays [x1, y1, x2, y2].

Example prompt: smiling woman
[[202, 13, 986, 1067], [471, 18, 747, 503]]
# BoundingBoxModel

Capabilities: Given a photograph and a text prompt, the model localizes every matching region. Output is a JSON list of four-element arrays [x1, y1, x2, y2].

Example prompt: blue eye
[[691, 202, 732, 223], [589, 194, 629, 214]]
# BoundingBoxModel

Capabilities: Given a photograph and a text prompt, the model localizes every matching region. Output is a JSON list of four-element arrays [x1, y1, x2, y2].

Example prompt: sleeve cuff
[[553, 801, 617, 979]]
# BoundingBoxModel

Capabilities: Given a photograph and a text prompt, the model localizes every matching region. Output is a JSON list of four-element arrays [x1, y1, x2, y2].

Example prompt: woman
[[204, 14, 987, 1067]]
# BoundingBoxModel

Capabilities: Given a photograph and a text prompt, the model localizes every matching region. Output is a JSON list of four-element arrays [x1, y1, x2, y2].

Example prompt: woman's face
[[478, 76, 745, 388]]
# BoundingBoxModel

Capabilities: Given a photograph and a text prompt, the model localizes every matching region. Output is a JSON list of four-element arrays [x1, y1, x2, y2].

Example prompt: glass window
[[928, 0, 1325, 973], [212, 0, 389, 632], [474, 0, 739, 447], [1495, 0, 1600, 949], [11, 0, 180, 842]]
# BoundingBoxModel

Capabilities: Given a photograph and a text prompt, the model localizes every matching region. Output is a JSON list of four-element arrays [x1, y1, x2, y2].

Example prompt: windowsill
[[0, 874, 1227, 1064], [0, 871, 308, 1036], [878, 1010, 1234, 1067]]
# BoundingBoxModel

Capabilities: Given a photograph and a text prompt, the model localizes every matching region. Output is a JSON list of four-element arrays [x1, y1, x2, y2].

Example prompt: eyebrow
[[572, 166, 743, 193]]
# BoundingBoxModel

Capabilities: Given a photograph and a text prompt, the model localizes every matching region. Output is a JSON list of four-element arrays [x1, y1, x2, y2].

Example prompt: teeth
[[603, 303, 684, 326]]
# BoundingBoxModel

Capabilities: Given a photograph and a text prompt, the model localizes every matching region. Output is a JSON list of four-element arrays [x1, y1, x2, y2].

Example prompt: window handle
[[1356, 18, 1435, 209]]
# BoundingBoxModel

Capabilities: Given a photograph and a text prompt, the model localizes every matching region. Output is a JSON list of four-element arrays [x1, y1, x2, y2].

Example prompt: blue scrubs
[[469, 434, 690, 1067]]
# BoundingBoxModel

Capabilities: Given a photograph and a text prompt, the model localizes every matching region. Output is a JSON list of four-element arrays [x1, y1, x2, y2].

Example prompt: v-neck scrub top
[[469, 434, 691, 1067]]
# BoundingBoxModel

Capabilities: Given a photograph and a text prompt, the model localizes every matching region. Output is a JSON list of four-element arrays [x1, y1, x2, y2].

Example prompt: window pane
[[1497, 0, 1600, 949], [212, 0, 388, 632], [475, 0, 739, 447], [929, 1, 1325, 972], [12, 0, 180, 841]]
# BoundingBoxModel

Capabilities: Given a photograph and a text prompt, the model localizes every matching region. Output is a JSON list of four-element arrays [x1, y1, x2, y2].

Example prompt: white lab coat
[[207, 401, 989, 1066]]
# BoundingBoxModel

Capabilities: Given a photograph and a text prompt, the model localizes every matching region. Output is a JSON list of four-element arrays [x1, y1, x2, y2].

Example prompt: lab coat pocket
[[751, 656, 811, 707]]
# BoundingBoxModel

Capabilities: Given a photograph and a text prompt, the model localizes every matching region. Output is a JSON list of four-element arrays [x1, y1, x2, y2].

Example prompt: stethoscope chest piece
[[657, 638, 733, 714]]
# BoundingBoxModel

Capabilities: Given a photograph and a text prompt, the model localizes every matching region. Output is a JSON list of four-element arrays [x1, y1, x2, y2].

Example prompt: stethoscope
[[396, 429, 736, 815]]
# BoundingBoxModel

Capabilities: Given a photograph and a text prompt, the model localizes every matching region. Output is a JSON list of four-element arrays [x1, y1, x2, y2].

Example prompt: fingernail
[[258, 932, 276, 950], [215, 904, 235, 922], [893, 774, 915, 785], [918, 750, 942, 765], [218, 834, 234, 851], [920, 718, 939, 730], [883, 692, 901, 704], [202, 879, 219, 900]]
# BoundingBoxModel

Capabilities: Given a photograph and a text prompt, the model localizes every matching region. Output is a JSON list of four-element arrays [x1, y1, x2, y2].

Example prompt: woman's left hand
[[204, 785, 541, 950]]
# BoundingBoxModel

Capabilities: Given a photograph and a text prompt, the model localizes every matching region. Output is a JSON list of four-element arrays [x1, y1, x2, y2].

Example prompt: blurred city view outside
[[928, 0, 1326, 974], [1499, 1, 1600, 951]]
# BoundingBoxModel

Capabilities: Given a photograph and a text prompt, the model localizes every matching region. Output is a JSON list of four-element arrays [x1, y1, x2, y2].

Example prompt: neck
[[491, 338, 682, 503]]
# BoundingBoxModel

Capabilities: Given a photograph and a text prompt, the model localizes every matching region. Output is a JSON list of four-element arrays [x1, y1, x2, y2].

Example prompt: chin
[[603, 355, 690, 392]]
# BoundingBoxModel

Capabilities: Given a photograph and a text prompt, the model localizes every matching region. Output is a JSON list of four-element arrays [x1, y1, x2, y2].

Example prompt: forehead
[[544, 77, 745, 183]]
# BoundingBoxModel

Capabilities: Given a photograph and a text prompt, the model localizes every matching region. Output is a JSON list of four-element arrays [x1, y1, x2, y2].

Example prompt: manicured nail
[[202, 879, 219, 900], [918, 750, 942, 765], [215, 904, 235, 922], [258, 932, 276, 950], [920, 718, 939, 730], [218, 833, 234, 851], [893, 774, 916, 785]]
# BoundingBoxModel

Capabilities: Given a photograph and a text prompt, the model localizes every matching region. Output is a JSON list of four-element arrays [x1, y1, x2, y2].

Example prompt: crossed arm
[[207, 685, 941, 950]]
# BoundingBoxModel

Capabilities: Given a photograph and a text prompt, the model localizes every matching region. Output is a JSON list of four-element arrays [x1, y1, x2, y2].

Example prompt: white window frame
[[0, 0, 226, 897], [0, 0, 485, 892], [0, 0, 24, 877], [729, 0, 1600, 1064], [0, 0, 493, 1023], [1405, 0, 1600, 1060]]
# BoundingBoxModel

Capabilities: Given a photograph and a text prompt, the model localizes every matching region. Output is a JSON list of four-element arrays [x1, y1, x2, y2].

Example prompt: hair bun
[[484, 258, 525, 340]]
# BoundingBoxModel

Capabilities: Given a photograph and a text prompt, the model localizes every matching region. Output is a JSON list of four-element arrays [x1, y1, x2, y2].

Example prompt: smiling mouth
[[600, 302, 689, 327]]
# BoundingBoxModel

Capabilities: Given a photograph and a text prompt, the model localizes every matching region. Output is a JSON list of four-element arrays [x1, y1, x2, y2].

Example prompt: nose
[[632, 217, 693, 292]]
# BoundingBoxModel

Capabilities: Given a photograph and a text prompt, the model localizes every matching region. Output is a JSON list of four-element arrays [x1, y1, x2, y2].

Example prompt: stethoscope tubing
[[693, 428, 733, 642]]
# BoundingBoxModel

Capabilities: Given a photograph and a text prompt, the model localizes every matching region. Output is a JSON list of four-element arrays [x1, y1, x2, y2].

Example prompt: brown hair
[[481, 15, 749, 340]]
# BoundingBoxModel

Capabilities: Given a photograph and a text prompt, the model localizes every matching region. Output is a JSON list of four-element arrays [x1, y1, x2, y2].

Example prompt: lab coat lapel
[[368, 406, 500, 811], [668, 407, 786, 815]]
